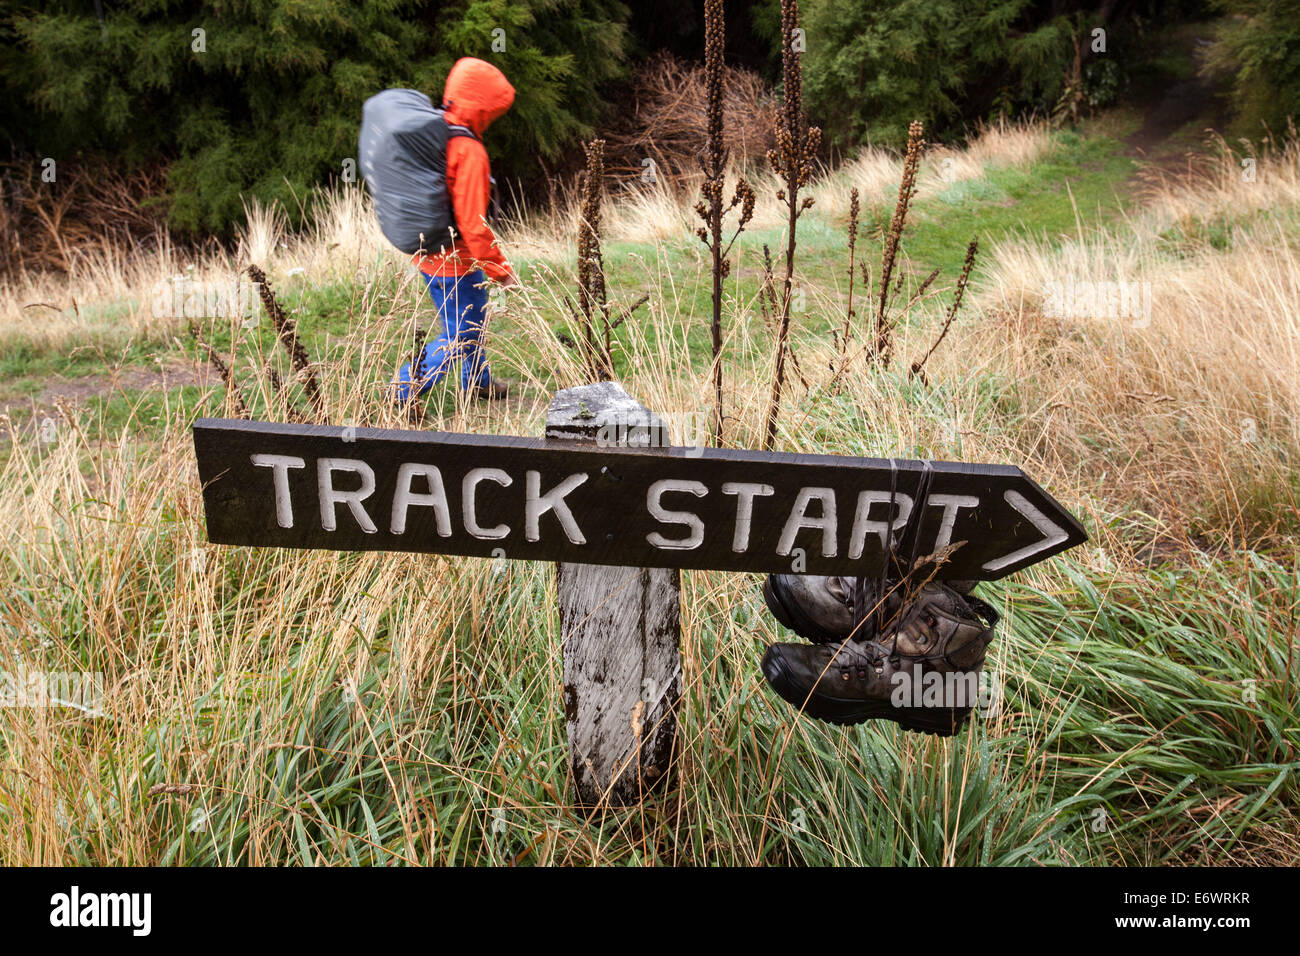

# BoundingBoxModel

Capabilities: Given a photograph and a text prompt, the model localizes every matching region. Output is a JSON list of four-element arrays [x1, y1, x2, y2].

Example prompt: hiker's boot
[[762, 575, 859, 643], [472, 379, 509, 401], [760, 582, 998, 736], [763, 573, 978, 643]]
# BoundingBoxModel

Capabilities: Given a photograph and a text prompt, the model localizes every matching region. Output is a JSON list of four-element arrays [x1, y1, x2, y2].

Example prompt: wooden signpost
[[192, 381, 1086, 805], [546, 384, 681, 805]]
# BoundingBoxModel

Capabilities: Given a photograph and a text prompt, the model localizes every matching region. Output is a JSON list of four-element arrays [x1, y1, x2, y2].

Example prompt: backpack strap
[[433, 112, 479, 241], [438, 103, 479, 141]]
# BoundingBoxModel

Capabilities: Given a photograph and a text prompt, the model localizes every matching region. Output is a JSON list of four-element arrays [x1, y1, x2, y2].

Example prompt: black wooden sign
[[192, 418, 1086, 580]]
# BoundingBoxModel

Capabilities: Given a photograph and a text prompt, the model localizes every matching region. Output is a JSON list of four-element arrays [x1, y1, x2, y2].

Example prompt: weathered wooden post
[[546, 382, 682, 807]]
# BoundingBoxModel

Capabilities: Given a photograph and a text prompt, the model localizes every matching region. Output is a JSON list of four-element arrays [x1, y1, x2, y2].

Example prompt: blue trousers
[[396, 269, 491, 401]]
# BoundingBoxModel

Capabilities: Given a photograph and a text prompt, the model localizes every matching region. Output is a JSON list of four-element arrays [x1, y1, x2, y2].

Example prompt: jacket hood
[[442, 57, 515, 137]]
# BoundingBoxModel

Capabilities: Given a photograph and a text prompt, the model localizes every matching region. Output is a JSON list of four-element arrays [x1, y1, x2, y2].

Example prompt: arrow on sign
[[192, 418, 1087, 580], [981, 490, 1072, 573]]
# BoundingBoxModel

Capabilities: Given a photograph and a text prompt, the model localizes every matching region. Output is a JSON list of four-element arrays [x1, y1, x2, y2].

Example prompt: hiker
[[387, 57, 518, 403]]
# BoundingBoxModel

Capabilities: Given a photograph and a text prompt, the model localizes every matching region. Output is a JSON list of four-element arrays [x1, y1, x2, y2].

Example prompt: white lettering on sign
[[318, 458, 378, 533], [525, 471, 588, 544], [928, 494, 980, 549], [722, 481, 774, 553], [848, 491, 913, 559], [777, 487, 838, 557], [391, 462, 452, 536], [463, 467, 512, 540], [239, 448, 1074, 573], [646, 479, 707, 550], [251, 453, 305, 528]]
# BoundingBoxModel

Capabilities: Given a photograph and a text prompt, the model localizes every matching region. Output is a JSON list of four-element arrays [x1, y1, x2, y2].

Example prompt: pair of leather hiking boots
[[759, 574, 1000, 736]]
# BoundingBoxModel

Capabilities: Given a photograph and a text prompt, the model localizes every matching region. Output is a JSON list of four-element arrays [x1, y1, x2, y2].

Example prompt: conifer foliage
[[5, 0, 631, 234]]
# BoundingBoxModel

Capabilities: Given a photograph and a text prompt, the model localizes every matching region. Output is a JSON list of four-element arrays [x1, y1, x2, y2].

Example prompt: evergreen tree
[[4, 0, 630, 233], [1205, 0, 1300, 137], [759, 0, 1194, 148]]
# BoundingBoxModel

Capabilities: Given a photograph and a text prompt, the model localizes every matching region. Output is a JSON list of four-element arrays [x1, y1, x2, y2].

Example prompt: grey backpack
[[359, 89, 477, 255]]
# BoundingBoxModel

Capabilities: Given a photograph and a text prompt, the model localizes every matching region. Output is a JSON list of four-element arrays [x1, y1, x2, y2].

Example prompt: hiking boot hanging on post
[[760, 579, 998, 736], [761, 574, 860, 643], [763, 573, 977, 644]]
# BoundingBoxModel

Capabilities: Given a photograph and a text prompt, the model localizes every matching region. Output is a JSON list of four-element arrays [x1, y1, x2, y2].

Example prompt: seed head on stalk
[[762, 0, 821, 451], [696, 0, 755, 445], [872, 120, 925, 368]]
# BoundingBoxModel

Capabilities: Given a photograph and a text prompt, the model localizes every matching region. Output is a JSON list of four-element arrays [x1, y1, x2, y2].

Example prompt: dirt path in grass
[[0, 361, 208, 441], [0, 357, 547, 443], [1122, 36, 1232, 181]]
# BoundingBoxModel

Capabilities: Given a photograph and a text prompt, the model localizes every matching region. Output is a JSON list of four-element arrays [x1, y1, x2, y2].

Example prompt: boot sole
[[762, 577, 845, 644], [760, 646, 970, 737]]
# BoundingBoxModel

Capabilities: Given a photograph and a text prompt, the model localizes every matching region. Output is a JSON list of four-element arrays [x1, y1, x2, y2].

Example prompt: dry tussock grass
[[1, 124, 1298, 864], [812, 119, 1054, 220], [1139, 132, 1300, 227], [968, 141, 1300, 542], [0, 186, 403, 357], [505, 119, 1054, 251]]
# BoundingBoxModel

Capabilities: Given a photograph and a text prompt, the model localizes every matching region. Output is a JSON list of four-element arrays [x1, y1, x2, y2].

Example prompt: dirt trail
[[1122, 37, 1231, 176], [0, 362, 207, 442]]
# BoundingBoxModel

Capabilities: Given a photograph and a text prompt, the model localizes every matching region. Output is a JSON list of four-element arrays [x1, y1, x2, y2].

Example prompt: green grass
[[2, 114, 1297, 866]]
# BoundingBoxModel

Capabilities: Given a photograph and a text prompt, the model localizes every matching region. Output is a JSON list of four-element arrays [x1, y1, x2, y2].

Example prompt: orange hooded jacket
[[413, 58, 516, 282]]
